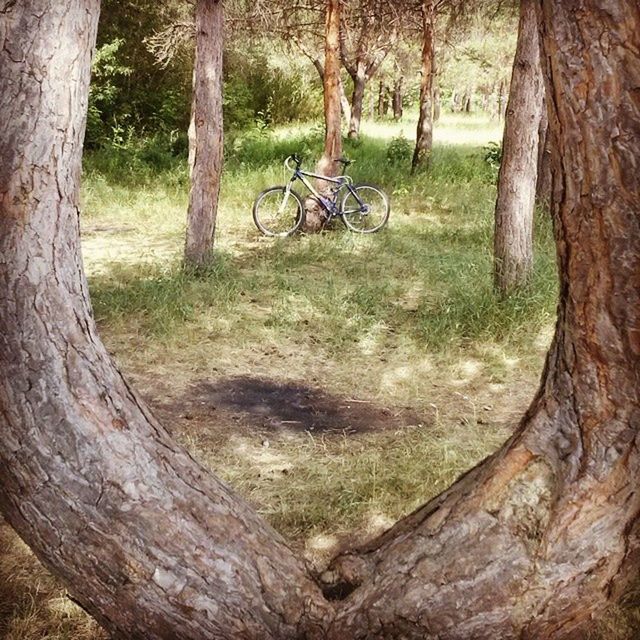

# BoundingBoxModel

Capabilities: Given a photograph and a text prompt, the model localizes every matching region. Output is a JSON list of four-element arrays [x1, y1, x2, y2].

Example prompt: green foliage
[[224, 49, 324, 130], [386, 134, 413, 165], [86, 39, 133, 146], [483, 141, 503, 177], [89, 1, 193, 147]]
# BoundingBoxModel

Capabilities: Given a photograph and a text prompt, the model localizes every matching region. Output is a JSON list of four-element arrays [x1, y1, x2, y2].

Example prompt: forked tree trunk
[[1, 1, 640, 639], [304, 0, 342, 232], [184, 0, 224, 269], [493, 0, 544, 295], [310, 56, 351, 125], [411, 0, 435, 173], [340, 12, 395, 141]]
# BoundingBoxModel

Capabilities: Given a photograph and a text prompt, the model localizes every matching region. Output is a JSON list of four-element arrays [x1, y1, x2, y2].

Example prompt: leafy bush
[[483, 141, 502, 175], [386, 134, 413, 165]]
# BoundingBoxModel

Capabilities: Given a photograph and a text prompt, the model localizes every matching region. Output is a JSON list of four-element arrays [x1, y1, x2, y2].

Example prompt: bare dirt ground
[[155, 375, 432, 438]]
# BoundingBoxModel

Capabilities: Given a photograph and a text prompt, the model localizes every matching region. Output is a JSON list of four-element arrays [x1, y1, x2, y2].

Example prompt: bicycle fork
[[278, 183, 294, 215]]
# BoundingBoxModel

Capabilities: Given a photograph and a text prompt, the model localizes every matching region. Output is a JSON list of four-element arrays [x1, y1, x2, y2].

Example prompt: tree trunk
[[304, 0, 343, 232], [323, 5, 640, 633], [348, 64, 366, 139], [0, 3, 331, 638], [311, 56, 351, 124], [411, 0, 436, 173], [2, 1, 640, 639], [377, 81, 385, 117], [339, 77, 351, 125], [392, 77, 403, 120], [497, 78, 508, 120], [184, 0, 224, 269], [536, 101, 552, 206], [433, 84, 441, 122], [493, 0, 544, 295]]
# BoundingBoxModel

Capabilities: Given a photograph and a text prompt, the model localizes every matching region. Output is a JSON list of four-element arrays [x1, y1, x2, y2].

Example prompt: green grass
[[78, 113, 560, 536], [84, 114, 557, 362]]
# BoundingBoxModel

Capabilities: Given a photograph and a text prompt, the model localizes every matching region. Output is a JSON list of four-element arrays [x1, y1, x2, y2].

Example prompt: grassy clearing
[[190, 423, 509, 567], [80, 113, 558, 535], [83, 114, 557, 391], [12, 113, 623, 639]]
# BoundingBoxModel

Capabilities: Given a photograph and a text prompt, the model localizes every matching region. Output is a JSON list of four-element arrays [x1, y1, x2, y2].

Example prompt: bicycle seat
[[334, 157, 353, 166]]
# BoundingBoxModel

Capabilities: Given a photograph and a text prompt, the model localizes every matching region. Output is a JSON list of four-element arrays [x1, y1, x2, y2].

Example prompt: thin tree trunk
[[184, 0, 224, 269], [377, 80, 385, 117], [303, 0, 342, 232], [433, 84, 441, 122], [348, 64, 366, 139], [339, 77, 351, 125], [498, 78, 508, 120], [411, 0, 435, 173], [2, 1, 640, 639], [392, 77, 403, 120], [493, 0, 544, 294], [318, 0, 342, 174]]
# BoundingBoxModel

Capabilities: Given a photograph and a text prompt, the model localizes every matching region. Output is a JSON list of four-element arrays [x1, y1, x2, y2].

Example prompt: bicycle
[[252, 154, 390, 237]]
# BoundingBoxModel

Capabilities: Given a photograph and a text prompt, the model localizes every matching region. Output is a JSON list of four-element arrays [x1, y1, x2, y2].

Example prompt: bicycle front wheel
[[340, 184, 390, 233], [253, 186, 305, 237]]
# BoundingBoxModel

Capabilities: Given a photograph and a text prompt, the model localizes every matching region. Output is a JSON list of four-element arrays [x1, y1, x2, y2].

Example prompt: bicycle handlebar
[[284, 154, 302, 172]]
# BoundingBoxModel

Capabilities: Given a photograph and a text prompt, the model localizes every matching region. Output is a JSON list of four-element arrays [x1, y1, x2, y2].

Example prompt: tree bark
[[304, 0, 343, 232], [348, 64, 366, 139], [411, 0, 436, 173], [493, 0, 544, 295], [535, 101, 552, 206], [0, 3, 331, 638], [184, 0, 224, 269], [392, 77, 403, 120], [323, 2, 640, 636], [2, 1, 640, 639]]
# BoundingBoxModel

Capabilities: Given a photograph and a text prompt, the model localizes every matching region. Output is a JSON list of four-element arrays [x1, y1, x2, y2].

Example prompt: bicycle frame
[[281, 164, 363, 217]]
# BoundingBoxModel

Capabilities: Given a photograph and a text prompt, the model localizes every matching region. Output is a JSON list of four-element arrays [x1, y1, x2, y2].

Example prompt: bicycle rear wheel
[[253, 186, 305, 237], [340, 184, 390, 233]]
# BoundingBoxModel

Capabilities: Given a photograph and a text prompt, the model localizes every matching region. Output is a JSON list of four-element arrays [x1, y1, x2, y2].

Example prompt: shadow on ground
[[157, 376, 429, 435]]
